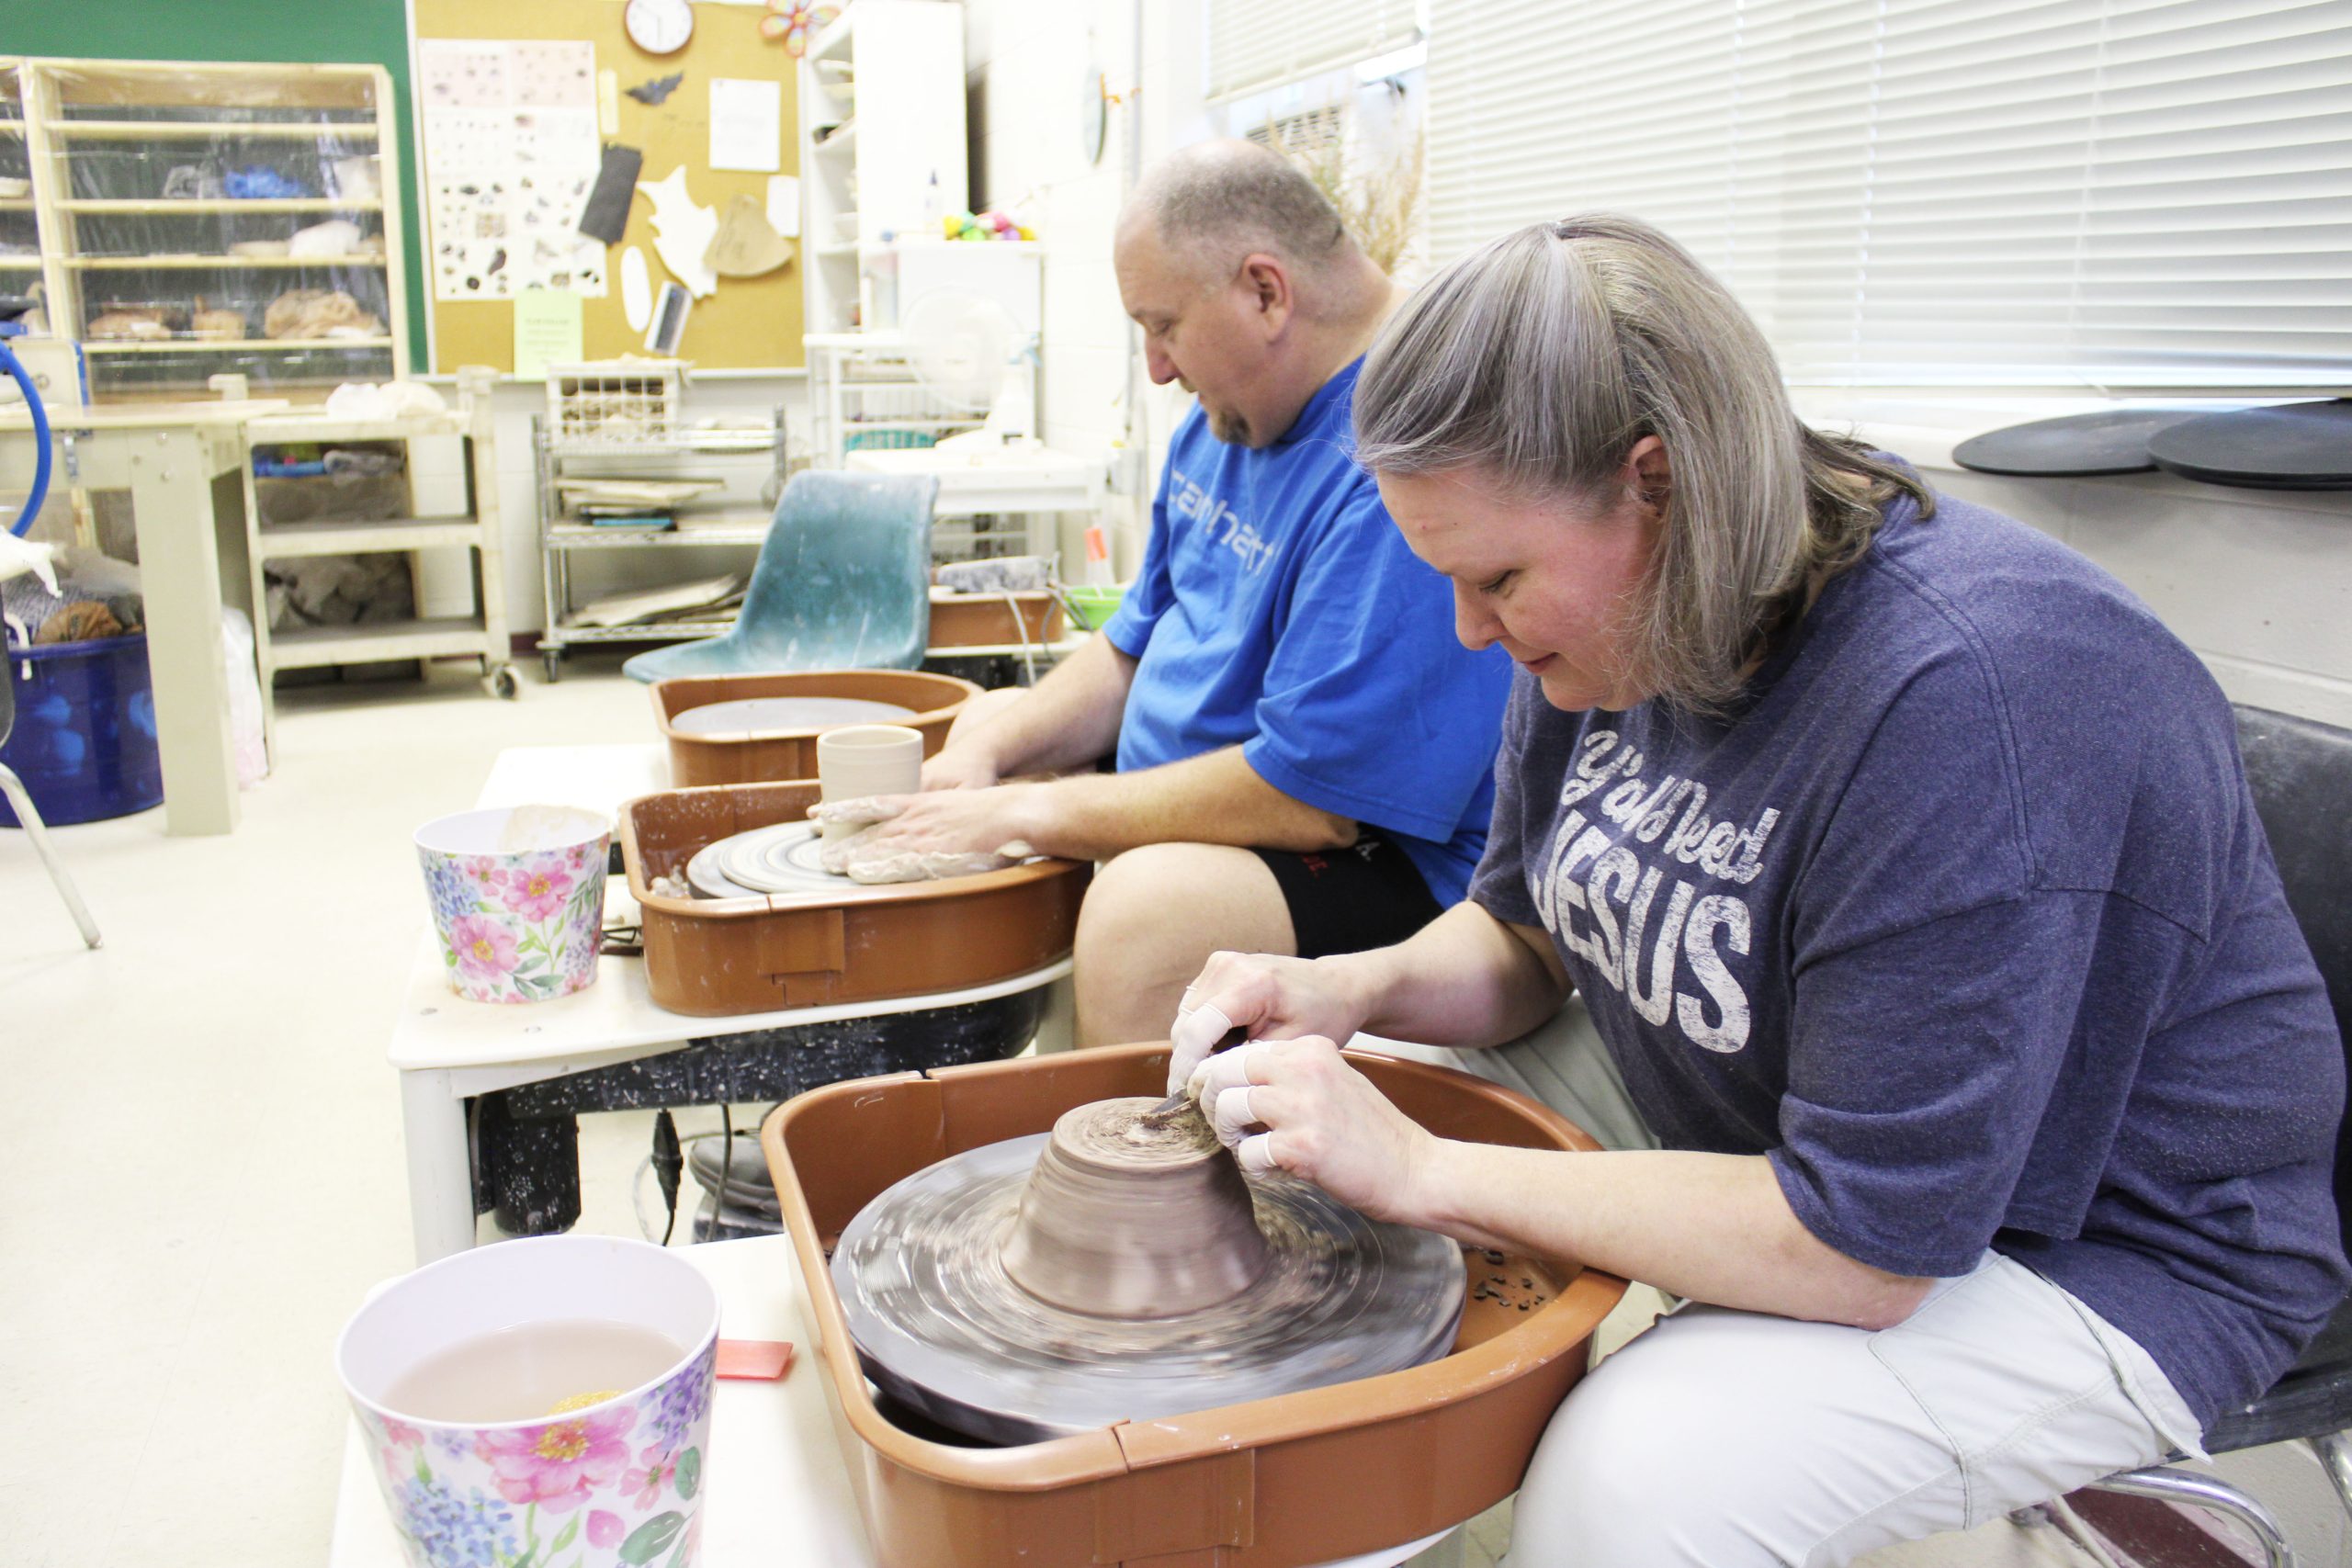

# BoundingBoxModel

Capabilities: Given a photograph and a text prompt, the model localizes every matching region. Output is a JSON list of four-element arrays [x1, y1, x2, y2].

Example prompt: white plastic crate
[[544, 359, 687, 446]]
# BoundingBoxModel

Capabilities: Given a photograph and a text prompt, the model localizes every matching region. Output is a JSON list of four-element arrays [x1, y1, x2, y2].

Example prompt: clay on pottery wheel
[[1001, 1098, 1272, 1318]]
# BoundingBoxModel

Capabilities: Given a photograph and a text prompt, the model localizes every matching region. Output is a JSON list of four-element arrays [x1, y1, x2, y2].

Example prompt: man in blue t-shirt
[[834, 141, 1511, 1046]]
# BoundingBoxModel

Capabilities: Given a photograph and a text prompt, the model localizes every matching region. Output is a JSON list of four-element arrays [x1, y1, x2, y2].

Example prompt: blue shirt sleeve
[[1239, 487, 1511, 842]]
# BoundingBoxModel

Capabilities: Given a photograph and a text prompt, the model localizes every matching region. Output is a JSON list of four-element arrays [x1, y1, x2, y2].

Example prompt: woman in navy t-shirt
[[1169, 215, 2346, 1566]]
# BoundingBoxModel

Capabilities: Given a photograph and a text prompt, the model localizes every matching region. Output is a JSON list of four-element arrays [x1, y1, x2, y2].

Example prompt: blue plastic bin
[[0, 632, 162, 827]]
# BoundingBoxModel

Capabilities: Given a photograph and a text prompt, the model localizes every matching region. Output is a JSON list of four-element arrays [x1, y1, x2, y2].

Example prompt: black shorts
[[1251, 832, 1445, 959]]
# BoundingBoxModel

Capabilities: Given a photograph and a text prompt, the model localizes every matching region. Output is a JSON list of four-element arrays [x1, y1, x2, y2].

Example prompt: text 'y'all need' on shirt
[[1102, 357, 1514, 907]]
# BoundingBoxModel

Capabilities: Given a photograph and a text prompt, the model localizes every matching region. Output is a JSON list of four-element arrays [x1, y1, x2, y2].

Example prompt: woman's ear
[[1626, 435, 1672, 514]]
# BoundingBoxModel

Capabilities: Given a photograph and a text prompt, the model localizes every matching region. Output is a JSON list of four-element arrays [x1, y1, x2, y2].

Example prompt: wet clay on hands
[[1001, 1098, 1272, 1318]]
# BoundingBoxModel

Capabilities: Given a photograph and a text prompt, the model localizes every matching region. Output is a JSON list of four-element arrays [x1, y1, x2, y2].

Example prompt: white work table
[[0, 398, 288, 835], [327, 1235, 1453, 1568], [392, 742, 1072, 1265]]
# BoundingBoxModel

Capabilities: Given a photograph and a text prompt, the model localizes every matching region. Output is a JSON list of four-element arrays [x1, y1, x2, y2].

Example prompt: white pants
[[1354, 1012, 2206, 1567], [1508, 1252, 2202, 1566]]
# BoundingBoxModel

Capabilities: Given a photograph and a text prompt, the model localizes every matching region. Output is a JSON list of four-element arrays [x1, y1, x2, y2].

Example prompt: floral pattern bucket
[[416, 806, 611, 1004], [337, 1235, 721, 1568]]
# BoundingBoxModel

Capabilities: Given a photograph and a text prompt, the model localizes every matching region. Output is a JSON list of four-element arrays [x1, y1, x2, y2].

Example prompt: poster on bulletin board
[[412, 0, 804, 373]]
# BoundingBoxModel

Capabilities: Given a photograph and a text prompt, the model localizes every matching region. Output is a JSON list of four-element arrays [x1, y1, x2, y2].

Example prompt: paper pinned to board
[[766, 175, 801, 240], [708, 77, 783, 174], [418, 38, 606, 300], [512, 288, 583, 378], [621, 246, 653, 332], [635, 165, 719, 298]]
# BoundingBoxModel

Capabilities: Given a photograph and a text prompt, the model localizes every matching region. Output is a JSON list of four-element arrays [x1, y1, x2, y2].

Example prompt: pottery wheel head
[[1001, 1098, 1270, 1319], [833, 1124, 1467, 1444]]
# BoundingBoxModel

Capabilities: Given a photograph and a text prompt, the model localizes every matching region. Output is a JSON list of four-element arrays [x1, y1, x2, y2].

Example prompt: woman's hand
[[1193, 1038, 1442, 1226], [1167, 950, 1376, 1092]]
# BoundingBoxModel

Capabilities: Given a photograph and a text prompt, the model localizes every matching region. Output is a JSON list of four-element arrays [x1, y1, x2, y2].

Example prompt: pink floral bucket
[[416, 806, 611, 1004], [336, 1236, 720, 1568]]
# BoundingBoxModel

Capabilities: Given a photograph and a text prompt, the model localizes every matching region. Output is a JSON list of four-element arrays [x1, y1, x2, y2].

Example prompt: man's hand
[[824, 782, 1045, 863], [920, 742, 1001, 793]]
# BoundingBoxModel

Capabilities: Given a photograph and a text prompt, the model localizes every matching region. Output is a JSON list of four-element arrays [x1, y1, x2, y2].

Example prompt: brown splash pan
[[763, 1043, 1626, 1567], [929, 591, 1065, 649], [617, 780, 1088, 1017], [651, 669, 983, 788]]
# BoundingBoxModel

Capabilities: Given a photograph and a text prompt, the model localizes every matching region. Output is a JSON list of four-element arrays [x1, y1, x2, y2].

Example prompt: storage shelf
[[0, 256, 38, 270], [545, 431, 782, 457], [256, 519, 483, 560], [547, 521, 771, 548], [814, 120, 856, 154], [67, 253, 387, 270], [21, 55, 414, 419], [536, 407, 788, 666], [80, 336, 393, 354], [844, 417, 982, 434], [60, 197, 381, 214], [46, 118, 379, 141], [552, 618, 738, 643], [249, 412, 466, 444], [0, 199, 33, 212], [268, 615, 492, 669]]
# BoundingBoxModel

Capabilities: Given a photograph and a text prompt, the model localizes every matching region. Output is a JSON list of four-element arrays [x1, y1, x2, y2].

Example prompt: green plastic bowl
[[1065, 585, 1125, 630]]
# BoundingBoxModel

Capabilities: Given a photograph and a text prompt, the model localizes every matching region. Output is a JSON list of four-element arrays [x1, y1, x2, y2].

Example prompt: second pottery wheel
[[832, 1098, 1467, 1444], [669, 694, 917, 737]]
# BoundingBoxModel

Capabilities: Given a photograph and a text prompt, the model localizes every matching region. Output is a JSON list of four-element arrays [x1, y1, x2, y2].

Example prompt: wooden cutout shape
[[704, 194, 795, 278]]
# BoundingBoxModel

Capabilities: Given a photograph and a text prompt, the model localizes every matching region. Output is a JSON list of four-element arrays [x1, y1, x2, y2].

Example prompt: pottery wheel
[[670, 695, 917, 736], [684, 819, 1046, 899], [684, 820, 842, 898], [831, 1125, 1467, 1444]]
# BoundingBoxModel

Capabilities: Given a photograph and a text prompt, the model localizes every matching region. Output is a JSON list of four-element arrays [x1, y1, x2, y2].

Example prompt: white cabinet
[[799, 0, 968, 336]]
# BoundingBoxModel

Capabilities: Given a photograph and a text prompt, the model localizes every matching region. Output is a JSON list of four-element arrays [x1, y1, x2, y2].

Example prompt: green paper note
[[512, 288, 584, 379]]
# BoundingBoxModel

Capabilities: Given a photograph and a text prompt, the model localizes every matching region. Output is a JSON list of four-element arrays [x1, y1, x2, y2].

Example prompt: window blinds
[[1207, 0, 1424, 101], [1426, 0, 2352, 388]]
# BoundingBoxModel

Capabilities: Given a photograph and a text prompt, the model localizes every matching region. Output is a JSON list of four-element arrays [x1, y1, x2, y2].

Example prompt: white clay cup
[[816, 724, 923, 843]]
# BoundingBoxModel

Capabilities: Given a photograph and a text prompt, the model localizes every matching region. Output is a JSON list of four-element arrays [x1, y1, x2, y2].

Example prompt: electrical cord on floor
[[718, 1102, 734, 1244], [634, 1114, 763, 1245], [652, 1109, 684, 1245]]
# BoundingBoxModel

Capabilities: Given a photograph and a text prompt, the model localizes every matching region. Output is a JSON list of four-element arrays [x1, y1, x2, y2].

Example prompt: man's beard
[[1206, 404, 1252, 445]]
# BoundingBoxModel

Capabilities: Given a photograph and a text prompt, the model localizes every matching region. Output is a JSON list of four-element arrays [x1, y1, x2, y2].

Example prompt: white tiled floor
[[0, 655, 2335, 1566]]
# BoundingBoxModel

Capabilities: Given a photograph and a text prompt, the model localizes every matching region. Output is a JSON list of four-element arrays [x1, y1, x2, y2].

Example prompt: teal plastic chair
[[622, 471, 939, 682]]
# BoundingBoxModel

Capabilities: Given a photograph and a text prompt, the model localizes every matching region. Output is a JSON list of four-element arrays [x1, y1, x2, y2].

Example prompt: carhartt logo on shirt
[[1529, 728, 1779, 1055], [1168, 465, 1278, 573]]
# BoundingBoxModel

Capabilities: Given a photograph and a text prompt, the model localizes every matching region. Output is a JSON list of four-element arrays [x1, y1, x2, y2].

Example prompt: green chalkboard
[[6, 0, 429, 367]]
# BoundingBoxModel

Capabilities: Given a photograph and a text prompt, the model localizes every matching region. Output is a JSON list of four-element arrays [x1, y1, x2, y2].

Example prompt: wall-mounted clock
[[626, 0, 695, 56]]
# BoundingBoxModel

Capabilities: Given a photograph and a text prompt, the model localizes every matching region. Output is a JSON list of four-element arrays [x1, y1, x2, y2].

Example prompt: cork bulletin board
[[411, 0, 804, 372]]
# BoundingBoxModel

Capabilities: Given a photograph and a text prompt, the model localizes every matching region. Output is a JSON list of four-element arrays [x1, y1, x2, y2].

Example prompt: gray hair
[[1125, 140, 1361, 305], [1353, 214, 1931, 712]]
